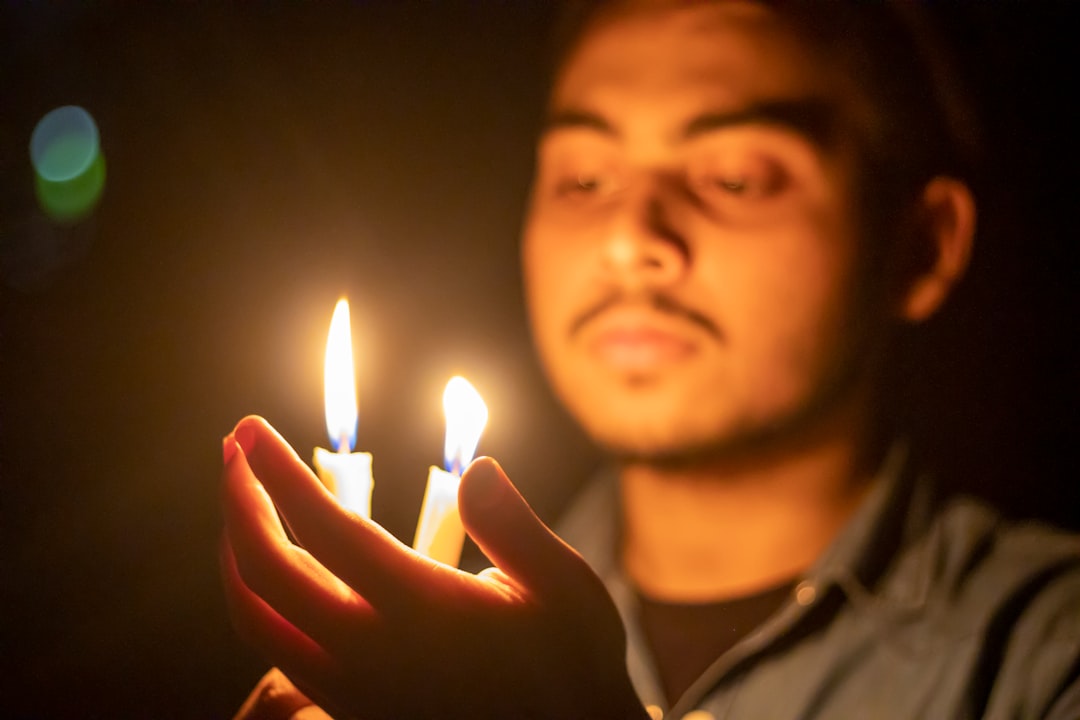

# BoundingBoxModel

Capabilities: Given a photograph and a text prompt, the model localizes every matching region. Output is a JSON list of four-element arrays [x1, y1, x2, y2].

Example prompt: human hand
[[221, 415, 647, 720], [231, 667, 331, 720]]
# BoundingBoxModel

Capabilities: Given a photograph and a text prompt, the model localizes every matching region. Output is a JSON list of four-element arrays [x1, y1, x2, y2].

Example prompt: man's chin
[[586, 414, 825, 471], [587, 425, 728, 468]]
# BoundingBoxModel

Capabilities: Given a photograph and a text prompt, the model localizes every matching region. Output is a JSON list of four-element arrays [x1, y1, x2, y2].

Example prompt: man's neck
[[620, 403, 882, 603]]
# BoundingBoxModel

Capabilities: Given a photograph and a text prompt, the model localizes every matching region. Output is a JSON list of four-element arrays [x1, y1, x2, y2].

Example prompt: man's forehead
[[545, 1, 839, 148], [551, 0, 828, 107]]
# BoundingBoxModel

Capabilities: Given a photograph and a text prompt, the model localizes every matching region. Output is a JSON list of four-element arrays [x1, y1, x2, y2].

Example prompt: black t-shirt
[[637, 578, 796, 705]]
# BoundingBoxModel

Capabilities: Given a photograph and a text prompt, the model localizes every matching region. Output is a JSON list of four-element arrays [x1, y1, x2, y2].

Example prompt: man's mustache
[[569, 291, 723, 340]]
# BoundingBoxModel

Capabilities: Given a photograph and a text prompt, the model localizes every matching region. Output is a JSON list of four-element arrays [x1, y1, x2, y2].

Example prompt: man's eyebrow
[[539, 99, 838, 146], [683, 99, 837, 146], [541, 109, 619, 138]]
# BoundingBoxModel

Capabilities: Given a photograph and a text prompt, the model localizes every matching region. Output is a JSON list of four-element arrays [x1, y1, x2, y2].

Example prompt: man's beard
[[598, 309, 888, 473]]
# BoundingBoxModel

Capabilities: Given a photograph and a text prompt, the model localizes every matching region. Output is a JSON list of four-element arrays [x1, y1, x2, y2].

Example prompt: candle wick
[[337, 433, 350, 454]]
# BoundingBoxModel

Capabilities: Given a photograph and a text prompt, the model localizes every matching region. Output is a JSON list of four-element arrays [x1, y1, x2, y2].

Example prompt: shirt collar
[[557, 440, 927, 606]]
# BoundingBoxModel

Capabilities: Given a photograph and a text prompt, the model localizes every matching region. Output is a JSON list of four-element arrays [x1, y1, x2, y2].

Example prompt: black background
[[1, 3, 1076, 718]]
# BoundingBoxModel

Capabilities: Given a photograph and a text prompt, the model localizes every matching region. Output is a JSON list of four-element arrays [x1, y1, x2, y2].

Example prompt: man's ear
[[897, 176, 976, 323]]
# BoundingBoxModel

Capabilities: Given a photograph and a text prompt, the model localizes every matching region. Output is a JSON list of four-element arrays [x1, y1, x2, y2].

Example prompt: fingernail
[[462, 456, 507, 511], [222, 434, 237, 465], [233, 418, 256, 454]]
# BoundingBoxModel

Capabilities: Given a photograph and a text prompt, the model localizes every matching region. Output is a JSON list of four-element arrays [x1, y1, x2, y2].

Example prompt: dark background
[[0, 3, 1076, 718]]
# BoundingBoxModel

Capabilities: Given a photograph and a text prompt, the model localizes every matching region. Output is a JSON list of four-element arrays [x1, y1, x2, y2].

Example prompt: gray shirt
[[556, 447, 1080, 720]]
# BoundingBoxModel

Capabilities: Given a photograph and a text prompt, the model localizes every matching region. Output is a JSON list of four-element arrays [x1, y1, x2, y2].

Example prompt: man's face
[[522, 1, 878, 462]]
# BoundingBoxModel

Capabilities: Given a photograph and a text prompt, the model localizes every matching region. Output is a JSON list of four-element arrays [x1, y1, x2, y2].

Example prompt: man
[[221, 2, 1080, 718]]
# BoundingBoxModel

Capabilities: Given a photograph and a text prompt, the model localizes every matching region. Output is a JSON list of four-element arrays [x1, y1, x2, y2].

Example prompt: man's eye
[[711, 176, 749, 195], [555, 174, 604, 197], [697, 166, 785, 201]]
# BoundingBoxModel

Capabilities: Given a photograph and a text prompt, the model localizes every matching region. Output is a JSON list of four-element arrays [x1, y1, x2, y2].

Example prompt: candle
[[312, 298, 374, 518], [412, 376, 488, 566]]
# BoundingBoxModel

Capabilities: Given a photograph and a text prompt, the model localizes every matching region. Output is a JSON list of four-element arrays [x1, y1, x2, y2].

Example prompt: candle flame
[[324, 298, 358, 452], [443, 376, 487, 475]]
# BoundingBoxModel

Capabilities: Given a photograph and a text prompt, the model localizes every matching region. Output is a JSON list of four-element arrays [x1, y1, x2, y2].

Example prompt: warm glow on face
[[324, 298, 358, 451], [442, 376, 488, 474]]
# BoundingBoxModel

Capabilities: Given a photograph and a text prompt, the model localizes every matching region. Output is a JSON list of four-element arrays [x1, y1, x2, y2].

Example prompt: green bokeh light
[[30, 106, 106, 223]]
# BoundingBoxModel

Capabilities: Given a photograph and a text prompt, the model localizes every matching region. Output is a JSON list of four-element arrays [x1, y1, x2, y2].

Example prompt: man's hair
[[548, 0, 984, 243]]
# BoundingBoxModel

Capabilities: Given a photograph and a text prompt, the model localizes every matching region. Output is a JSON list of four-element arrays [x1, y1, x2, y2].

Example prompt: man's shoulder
[[903, 494, 1079, 679], [927, 493, 1080, 587], [863, 483, 1079, 651], [845, 490, 1080, 717], [921, 496, 1080, 716]]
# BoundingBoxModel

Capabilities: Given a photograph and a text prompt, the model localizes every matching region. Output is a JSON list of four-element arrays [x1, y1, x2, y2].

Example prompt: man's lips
[[586, 323, 698, 370], [572, 296, 723, 371]]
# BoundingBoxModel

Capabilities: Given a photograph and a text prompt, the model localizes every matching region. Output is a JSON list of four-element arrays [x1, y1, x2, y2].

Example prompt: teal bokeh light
[[30, 105, 106, 223]]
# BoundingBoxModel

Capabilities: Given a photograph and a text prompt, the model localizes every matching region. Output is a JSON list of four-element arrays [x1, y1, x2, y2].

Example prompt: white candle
[[413, 376, 488, 566], [312, 298, 374, 518], [313, 445, 373, 518]]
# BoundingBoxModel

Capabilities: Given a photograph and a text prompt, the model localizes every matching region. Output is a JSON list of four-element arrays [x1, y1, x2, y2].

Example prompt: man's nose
[[600, 176, 689, 290]]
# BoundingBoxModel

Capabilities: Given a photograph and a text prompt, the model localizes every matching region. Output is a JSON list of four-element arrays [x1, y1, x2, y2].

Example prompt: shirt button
[[795, 580, 817, 606], [681, 711, 715, 720], [645, 705, 664, 720]]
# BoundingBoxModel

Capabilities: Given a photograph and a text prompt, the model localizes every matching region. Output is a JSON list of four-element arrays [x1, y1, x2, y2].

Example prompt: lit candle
[[312, 298, 374, 518], [412, 376, 488, 566]]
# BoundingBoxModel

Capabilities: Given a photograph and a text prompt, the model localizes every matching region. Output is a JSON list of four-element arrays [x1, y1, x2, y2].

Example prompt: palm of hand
[[221, 416, 646, 720]]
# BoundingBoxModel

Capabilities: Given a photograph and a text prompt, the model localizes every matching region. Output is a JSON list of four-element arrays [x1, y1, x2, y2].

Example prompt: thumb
[[458, 457, 600, 603], [232, 667, 323, 720]]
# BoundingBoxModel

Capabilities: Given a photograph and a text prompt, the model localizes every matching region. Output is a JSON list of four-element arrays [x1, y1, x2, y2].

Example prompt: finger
[[220, 537, 340, 687], [223, 435, 375, 650], [458, 457, 603, 604], [221, 539, 356, 719], [232, 415, 431, 609], [231, 667, 315, 720]]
